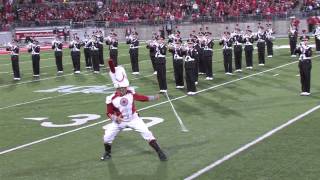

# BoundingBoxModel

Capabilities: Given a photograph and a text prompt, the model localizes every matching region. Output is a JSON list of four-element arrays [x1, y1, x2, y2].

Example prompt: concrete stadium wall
[[0, 32, 13, 45], [0, 19, 309, 45]]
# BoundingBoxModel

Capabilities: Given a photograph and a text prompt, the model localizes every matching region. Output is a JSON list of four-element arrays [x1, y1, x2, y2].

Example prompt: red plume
[[108, 59, 115, 73]]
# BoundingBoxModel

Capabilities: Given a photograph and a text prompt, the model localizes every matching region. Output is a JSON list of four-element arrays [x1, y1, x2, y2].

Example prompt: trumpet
[[167, 43, 176, 50]]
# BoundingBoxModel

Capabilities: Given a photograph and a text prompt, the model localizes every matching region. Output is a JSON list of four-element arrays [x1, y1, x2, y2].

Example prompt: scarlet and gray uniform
[[295, 42, 312, 93], [169, 46, 185, 87], [127, 38, 139, 73], [28, 42, 40, 76], [219, 36, 233, 73], [185, 48, 197, 92], [102, 87, 167, 161], [69, 40, 81, 72], [52, 39, 63, 72], [104, 87, 156, 143], [106, 39, 118, 66], [7, 44, 20, 79], [155, 43, 167, 91]]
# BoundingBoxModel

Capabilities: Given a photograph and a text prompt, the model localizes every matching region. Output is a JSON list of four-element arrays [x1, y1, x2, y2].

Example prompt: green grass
[[0, 39, 320, 180]]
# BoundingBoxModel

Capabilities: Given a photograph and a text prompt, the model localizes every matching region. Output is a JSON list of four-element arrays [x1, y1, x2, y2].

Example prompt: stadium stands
[[0, 0, 305, 31]]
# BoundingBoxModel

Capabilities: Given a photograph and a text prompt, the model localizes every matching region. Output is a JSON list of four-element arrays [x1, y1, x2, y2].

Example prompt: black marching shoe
[[100, 152, 111, 161], [157, 150, 167, 161]]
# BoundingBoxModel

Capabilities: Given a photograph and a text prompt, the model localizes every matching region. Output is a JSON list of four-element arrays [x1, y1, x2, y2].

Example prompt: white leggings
[[103, 116, 155, 144]]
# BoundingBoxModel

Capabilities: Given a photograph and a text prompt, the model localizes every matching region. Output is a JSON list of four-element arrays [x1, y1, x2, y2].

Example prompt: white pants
[[103, 114, 155, 144]]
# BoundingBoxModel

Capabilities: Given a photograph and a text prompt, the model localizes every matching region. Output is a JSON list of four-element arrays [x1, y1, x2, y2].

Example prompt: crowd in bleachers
[[0, 0, 307, 31], [303, 0, 320, 11]]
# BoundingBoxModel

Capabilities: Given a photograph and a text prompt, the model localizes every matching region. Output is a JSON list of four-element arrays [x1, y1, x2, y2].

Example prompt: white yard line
[[184, 104, 320, 180], [0, 51, 147, 66], [0, 93, 74, 111], [0, 58, 152, 88], [0, 56, 63, 66], [0, 70, 172, 110], [0, 59, 300, 155]]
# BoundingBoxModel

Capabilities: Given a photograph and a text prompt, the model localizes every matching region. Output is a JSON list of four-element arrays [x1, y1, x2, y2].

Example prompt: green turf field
[[0, 39, 319, 180]]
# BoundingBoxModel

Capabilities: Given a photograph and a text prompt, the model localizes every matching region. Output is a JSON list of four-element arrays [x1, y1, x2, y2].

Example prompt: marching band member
[[203, 32, 214, 80], [295, 34, 312, 96], [52, 35, 64, 74], [265, 23, 275, 58], [168, 39, 185, 88], [219, 30, 234, 75], [243, 26, 255, 69], [126, 32, 140, 75], [300, 30, 310, 42], [88, 35, 100, 73], [256, 26, 266, 66], [154, 36, 167, 93], [233, 26, 243, 72], [83, 33, 92, 69], [289, 23, 298, 57], [146, 33, 158, 74], [6, 39, 20, 80], [197, 31, 206, 75], [97, 30, 105, 67], [106, 33, 119, 66], [185, 39, 198, 95], [101, 60, 167, 161], [313, 23, 320, 52], [168, 30, 176, 44], [192, 34, 200, 84], [69, 35, 82, 74], [28, 37, 41, 78]]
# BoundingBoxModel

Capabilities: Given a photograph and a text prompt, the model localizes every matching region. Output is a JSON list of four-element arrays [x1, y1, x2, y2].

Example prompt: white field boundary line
[[0, 48, 217, 87], [0, 59, 301, 155], [0, 70, 172, 111], [0, 51, 148, 66], [184, 104, 320, 180], [0, 48, 235, 88], [0, 48, 257, 109], [0, 93, 75, 111], [0, 57, 155, 88]]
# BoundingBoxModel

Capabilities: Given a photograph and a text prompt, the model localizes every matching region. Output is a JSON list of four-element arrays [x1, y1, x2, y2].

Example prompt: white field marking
[[0, 93, 75, 111], [0, 59, 302, 155], [0, 56, 65, 66], [184, 104, 320, 180], [273, 74, 279, 76], [24, 117, 48, 121], [0, 50, 148, 66], [0, 58, 153, 88], [0, 70, 172, 110], [0, 118, 108, 155], [23, 72, 48, 75], [296, 74, 300, 77]]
